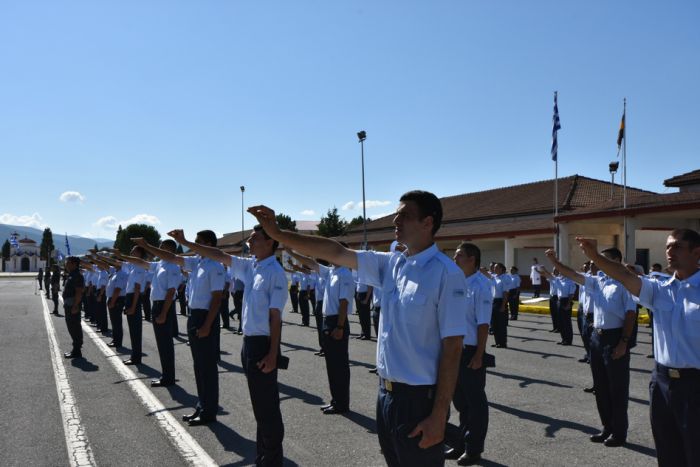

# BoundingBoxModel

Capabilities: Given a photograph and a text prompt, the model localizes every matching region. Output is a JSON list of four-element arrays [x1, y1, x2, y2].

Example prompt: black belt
[[656, 363, 700, 380], [379, 378, 435, 398], [594, 327, 622, 335]]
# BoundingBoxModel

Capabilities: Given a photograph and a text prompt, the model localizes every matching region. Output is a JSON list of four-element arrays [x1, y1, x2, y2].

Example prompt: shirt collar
[[671, 268, 700, 287], [403, 243, 438, 267], [254, 255, 277, 269]]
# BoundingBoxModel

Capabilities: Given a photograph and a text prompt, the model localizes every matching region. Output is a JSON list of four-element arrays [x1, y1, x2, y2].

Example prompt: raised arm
[[132, 237, 185, 267], [248, 205, 357, 270], [284, 248, 320, 272], [167, 230, 231, 266], [109, 248, 151, 269], [544, 249, 585, 286], [576, 238, 642, 297]]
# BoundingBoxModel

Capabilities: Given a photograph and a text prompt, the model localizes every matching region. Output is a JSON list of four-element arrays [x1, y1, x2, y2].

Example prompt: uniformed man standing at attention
[[133, 233, 224, 426], [507, 267, 521, 320], [37, 267, 44, 291], [44, 267, 52, 298], [169, 226, 287, 466], [62, 256, 85, 359], [483, 264, 509, 349], [119, 247, 148, 365], [544, 247, 635, 447], [540, 267, 577, 345], [50, 264, 61, 315], [530, 258, 542, 298], [288, 269, 300, 313], [577, 230, 700, 466], [298, 271, 311, 326], [445, 242, 493, 465], [249, 190, 468, 467]]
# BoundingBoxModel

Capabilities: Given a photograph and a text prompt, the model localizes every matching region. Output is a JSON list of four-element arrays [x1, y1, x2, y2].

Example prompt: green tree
[[114, 224, 161, 253], [276, 213, 297, 232], [40, 228, 55, 266], [2, 239, 10, 260], [317, 207, 347, 238], [347, 215, 370, 230]]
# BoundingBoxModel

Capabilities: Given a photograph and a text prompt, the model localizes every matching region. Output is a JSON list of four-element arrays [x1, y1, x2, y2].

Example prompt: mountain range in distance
[[1, 224, 114, 256]]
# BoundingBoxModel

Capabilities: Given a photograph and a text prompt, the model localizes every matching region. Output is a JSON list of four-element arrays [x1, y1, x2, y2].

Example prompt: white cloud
[[369, 211, 395, 220], [94, 216, 118, 229], [122, 214, 161, 226], [300, 209, 316, 216], [341, 200, 392, 210], [0, 212, 46, 229], [59, 191, 85, 203]]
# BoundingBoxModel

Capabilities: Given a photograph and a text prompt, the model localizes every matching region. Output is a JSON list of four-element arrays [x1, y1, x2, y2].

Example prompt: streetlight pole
[[357, 130, 367, 250], [240, 186, 245, 249]]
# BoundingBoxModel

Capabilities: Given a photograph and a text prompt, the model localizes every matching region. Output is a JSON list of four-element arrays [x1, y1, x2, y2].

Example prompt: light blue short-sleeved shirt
[[585, 273, 636, 329], [308, 272, 317, 290], [638, 270, 700, 369], [183, 256, 226, 310], [107, 268, 129, 299], [463, 272, 494, 346], [229, 255, 288, 337], [316, 264, 332, 303], [149, 260, 182, 301], [509, 274, 521, 289], [557, 277, 577, 298], [549, 277, 560, 297], [493, 275, 507, 300], [357, 244, 468, 385], [96, 270, 109, 289], [299, 273, 309, 291], [290, 272, 300, 287], [323, 266, 354, 317], [145, 270, 154, 285], [124, 262, 146, 294]]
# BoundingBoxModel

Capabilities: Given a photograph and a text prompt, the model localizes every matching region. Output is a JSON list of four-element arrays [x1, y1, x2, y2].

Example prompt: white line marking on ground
[[41, 295, 97, 467], [59, 297, 217, 466]]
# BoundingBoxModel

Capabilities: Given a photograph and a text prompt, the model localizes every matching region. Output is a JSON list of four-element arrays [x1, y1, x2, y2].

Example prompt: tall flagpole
[[552, 91, 561, 254], [622, 98, 628, 262]]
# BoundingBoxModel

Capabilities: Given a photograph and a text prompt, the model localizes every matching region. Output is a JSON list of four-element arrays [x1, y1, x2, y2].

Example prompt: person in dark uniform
[[445, 242, 493, 465], [354, 274, 373, 340], [546, 268, 560, 333], [484, 263, 509, 349], [288, 270, 300, 313], [249, 191, 468, 467], [44, 267, 52, 298], [298, 271, 310, 326], [134, 232, 224, 426], [62, 257, 85, 359], [177, 275, 188, 316], [50, 265, 61, 314], [546, 247, 635, 447], [507, 267, 521, 320], [37, 268, 44, 291], [220, 270, 231, 330], [171, 226, 287, 465], [578, 230, 700, 466], [142, 268, 153, 322]]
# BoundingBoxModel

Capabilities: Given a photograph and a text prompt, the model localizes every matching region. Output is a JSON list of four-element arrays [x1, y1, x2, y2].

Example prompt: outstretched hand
[[247, 205, 281, 238], [575, 237, 598, 259], [168, 229, 186, 243], [544, 248, 558, 263]]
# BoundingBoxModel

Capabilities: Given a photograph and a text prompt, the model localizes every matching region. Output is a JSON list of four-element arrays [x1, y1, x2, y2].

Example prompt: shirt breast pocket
[[684, 301, 700, 336], [401, 292, 427, 324]]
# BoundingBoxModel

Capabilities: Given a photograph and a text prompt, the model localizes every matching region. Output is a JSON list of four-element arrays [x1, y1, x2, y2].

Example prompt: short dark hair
[[671, 228, 700, 250], [160, 239, 177, 252], [457, 242, 481, 268], [132, 246, 149, 259], [253, 225, 279, 252], [399, 190, 443, 235], [495, 262, 506, 273], [601, 247, 623, 262], [651, 263, 662, 271], [67, 256, 80, 266], [197, 230, 218, 247]]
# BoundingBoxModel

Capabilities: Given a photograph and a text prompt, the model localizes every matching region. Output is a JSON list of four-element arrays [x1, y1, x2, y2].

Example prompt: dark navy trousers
[[242, 335, 284, 467], [356, 292, 372, 338], [558, 297, 573, 344], [125, 293, 143, 362], [650, 364, 700, 467], [549, 295, 559, 330], [492, 298, 507, 347], [188, 308, 220, 419], [108, 297, 125, 346], [589, 328, 629, 439], [152, 300, 176, 383], [446, 346, 488, 456], [64, 304, 83, 353], [298, 291, 310, 326], [322, 315, 350, 410], [314, 300, 324, 350], [289, 286, 299, 313]]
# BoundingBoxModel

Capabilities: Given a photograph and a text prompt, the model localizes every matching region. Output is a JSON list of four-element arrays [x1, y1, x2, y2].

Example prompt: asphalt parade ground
[[0, 277, 657, 466]]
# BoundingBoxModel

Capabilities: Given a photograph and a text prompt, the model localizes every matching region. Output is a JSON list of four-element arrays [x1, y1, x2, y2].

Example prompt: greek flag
[[551, 92, 561, 161], [9, 233, 19, 248], [56, 250, 65, 262], [65, 233, 71, 256]]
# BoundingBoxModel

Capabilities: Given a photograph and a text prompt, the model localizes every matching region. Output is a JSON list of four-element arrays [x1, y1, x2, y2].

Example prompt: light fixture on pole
[[609, 161, 619, 200], [357, 130, 368, 250], [240, 186, 246, 250]]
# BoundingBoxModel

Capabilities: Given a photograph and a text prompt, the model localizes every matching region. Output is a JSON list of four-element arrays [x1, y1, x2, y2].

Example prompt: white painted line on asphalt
[[61, 297, 217, 466], [40, 295, 97, 467]]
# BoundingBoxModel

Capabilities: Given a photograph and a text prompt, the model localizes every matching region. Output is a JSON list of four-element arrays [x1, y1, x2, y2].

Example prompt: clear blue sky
[[1, 1, 698, 242]]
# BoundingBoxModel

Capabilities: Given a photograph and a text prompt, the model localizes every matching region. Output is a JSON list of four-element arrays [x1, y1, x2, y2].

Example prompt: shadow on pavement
[[502, 346, 574, 359], [71, 358, 99, 372], [486, 370, 573, 389], [489, 401, 598, 438], [341, 410, 376, 434]]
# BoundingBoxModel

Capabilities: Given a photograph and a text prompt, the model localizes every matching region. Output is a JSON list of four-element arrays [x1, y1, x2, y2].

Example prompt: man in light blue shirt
[[298, 271, 311, 326], [578, 230, 700, 466], [555, 274, 577, 346], [288, 270, 300, 314], [444, 242, 493, 465], [507, 267, 521, 320], [169, 226, 288, 465], [134, 232, 225, 426], [249, 190, 467, 467], [545, 247, 636, 447]]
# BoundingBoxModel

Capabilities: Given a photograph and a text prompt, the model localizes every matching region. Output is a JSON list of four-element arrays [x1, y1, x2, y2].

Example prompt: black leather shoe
[[151, 379, 175, 387], [578, 357, 589, 363], [320, 403, 333, 411], [107, 342, 119, 348], [188, 416, 216, 426], [64, 352, 82, 359], [444, 446, 464, 460], [182, 409, 201, 422], [604, 436, 626, 447], [583, 386, 596, 394], [323, 406, 349, 415], [123, 359, 141, 365], [590, 431, 610, 443], [457, 453, 482, 466], [368, 367, 378, 374]]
